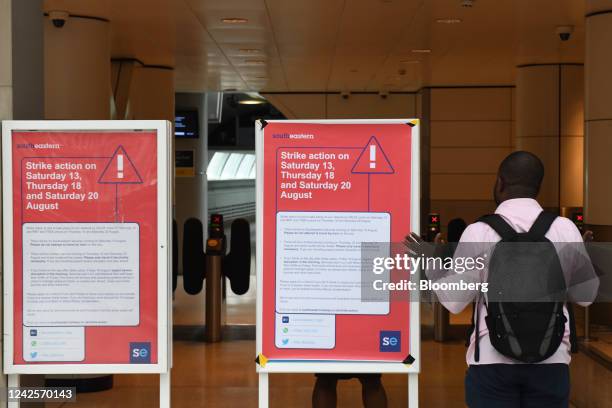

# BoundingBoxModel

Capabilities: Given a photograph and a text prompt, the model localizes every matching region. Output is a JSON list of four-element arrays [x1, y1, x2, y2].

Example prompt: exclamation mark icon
[[117, 154, 124, 179], [369, 145, 376, 169]]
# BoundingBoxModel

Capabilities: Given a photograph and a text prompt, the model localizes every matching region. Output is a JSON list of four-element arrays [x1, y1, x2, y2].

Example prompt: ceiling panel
[[265, 0, 343, 90], [45, 0, 588, 92], [183, 0, 285, 91]]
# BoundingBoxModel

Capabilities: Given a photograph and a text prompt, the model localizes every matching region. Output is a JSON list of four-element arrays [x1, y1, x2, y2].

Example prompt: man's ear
[[496, 176, 505, 192]]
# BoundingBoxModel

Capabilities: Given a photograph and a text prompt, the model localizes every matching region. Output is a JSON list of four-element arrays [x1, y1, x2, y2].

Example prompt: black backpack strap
[[567, 303, 578, 353], [466, 297, 482, 362], [473, 214, 515, 361], [528, 211, 557, 238], [474, 300, 481, 362], [466, 303, 475, 347], [477, 214, 517, 240]]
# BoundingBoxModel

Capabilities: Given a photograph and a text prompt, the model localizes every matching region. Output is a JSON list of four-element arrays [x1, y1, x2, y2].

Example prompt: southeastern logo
[[130, 342, 151, 363], [379, 331, 401, 352]]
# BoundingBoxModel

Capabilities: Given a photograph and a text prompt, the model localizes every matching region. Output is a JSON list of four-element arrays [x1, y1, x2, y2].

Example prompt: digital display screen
[[175, 110, 199, 138]]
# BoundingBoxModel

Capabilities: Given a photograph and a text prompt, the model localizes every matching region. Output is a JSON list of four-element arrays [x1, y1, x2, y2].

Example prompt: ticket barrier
[[182, 215, 251, 342]]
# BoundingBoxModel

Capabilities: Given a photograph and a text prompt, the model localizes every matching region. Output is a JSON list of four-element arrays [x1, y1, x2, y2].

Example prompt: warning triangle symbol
[[98, 145, 143, 184], [351, 136, 394, 174]]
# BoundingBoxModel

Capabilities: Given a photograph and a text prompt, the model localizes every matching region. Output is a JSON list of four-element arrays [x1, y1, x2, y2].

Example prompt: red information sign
[[2, 122, 170, 374], [257, 120, 419, 365]]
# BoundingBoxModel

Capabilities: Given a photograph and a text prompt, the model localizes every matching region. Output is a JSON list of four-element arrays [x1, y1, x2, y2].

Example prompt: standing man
[[409, 151, 599, 407]]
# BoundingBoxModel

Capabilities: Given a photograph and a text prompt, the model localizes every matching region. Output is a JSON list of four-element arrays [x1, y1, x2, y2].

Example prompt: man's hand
[[434, 232, 445, 244], [403, 232, 436, 258], [583, 230, 594, 242]]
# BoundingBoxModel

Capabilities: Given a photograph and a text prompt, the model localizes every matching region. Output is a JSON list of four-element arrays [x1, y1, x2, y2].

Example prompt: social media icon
[[283, 328, 288, 334], [31, 341, 37, 347], [30, 352, 38, 359], [282, 316, 289, 324], [30, 329, 37, 336], [379, 331, 401, 352], [281, 338, 289, 345]]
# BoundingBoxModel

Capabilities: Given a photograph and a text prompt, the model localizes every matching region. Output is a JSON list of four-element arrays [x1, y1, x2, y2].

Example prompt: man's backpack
[[469, 211, 577, 363]]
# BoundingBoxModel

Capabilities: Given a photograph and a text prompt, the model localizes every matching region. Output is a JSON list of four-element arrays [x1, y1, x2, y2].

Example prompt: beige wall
[[428, 87, 515, 228], [585, 10, 612, 226], [261, 92, 417, 119], [515, 64, 584, 210], [560, 65, 584, 209]]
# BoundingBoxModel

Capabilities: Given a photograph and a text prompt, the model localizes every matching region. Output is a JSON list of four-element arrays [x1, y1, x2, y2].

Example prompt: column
[[12, 0, 43, 119], [44, 13, 110, 119], [585, 3, 612, 236], [0, 0, 12, 121], [111, 59, 174, 121], [0, 0, 12, 405], [129, 66, 175, 121], [584, 1, 612, 326], [515, 64, 584, 212]]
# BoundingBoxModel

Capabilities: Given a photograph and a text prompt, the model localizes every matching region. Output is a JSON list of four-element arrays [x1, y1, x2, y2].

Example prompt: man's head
[[494, 151, 544, 205]]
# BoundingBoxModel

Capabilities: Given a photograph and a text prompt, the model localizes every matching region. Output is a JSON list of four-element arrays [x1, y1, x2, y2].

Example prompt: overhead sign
[[2, 121, 171, 374], [255, 120, 420, 373]]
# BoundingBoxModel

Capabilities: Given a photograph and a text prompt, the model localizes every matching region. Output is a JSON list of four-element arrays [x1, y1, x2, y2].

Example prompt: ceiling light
[[239, 99, 266, 105], [411, 49, 431, 53], [245, 59, 266, 65], [239, 48, 261, 53], [436, 18, 462, 24], [221, 17, 248, 24], [239, 94, 267, 105]]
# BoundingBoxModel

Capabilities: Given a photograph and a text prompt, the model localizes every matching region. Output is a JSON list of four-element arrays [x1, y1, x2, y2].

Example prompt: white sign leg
[[258, 373, 269, 408], [160, 372, 171, 408], [408, 373, 418, 408], [8, 374, 19, 408]]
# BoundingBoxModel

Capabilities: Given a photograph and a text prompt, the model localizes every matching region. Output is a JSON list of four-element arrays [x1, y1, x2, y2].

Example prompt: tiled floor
[[46, 337, 468, 408], [45, 276, 469, 407]]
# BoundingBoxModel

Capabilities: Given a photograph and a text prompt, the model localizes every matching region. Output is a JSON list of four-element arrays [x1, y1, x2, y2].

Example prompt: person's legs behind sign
[[312, 373, 387, 408], [358, 374, 387, 407]]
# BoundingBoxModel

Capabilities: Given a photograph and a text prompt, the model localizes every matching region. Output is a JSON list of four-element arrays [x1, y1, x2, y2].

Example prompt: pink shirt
[[435, 198, 599, 365]]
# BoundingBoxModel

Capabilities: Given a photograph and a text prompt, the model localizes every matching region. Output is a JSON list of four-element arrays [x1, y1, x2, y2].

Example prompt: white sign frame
[[255, 119, 421, 407], [2, 121, 173, 406]]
